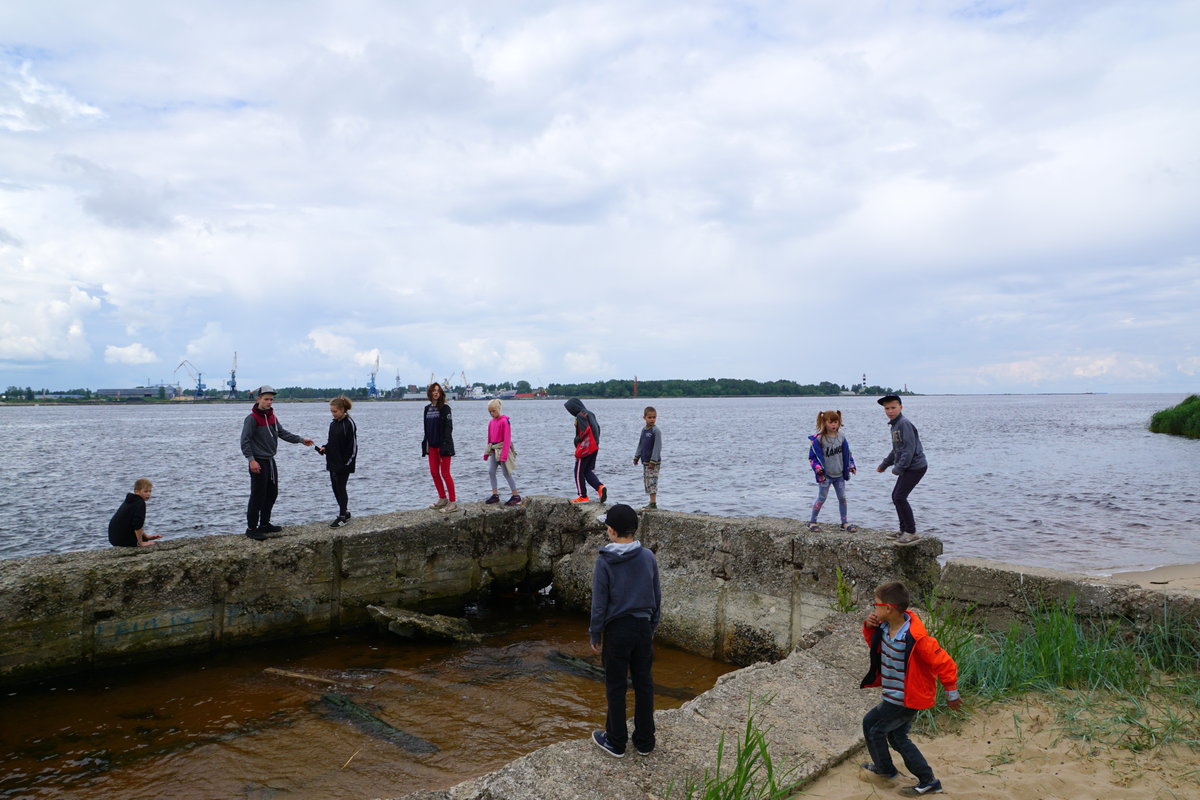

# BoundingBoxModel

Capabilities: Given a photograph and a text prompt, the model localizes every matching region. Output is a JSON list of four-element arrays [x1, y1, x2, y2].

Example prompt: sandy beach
[[1109, 562, 1200, 595], [794, 563, 1200, 800], [793, 695, 1197, 800]]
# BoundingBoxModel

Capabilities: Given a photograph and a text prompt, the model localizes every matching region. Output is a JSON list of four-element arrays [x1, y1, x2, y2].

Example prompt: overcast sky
[[2, 1, 1197, 395]]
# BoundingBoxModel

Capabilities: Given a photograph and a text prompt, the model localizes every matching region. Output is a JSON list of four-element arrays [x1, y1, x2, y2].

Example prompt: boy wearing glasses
[[859, 581, 961, 796]]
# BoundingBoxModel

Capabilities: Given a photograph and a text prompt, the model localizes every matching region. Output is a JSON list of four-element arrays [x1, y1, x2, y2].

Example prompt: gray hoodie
[[589, 541, 661, 646], [240, 404, 304, 461]]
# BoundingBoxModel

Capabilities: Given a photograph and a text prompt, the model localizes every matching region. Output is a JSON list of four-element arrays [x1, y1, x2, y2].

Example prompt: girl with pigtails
[[806, 410, 858, 532]]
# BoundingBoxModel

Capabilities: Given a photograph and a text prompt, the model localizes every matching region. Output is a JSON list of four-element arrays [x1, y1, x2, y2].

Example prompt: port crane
[[227, 352, 238, 399], [367, 354, 380, 398], [174, 360, 207, 399]]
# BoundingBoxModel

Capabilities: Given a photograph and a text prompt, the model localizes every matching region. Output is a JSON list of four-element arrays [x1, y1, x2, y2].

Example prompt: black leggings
[[247, 458, 279, 529], [891, 467, 927, 534], [330, 471, 349, 516]]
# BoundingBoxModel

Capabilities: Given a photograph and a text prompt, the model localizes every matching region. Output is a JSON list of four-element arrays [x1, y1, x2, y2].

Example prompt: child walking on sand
[[859, 581, 962, 796], [316, 395, 357, 528], [806, 409, 857, 532], [632, 406, 662, 510], [483, 398, 522, 506]]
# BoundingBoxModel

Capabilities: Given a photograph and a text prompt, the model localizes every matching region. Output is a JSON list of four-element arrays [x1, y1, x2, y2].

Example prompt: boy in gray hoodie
[[589, 504, 661, 758], [875, 395, 927, 544]]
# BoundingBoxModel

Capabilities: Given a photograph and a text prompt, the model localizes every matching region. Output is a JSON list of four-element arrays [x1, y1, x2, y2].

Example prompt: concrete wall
[[0, 499, 940, 687], [0, 503, 575, 687], [552, 510, 942, 665]]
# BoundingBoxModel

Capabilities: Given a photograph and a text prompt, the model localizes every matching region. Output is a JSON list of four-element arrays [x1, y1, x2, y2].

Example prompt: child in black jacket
[[316, 396, 357, 528]]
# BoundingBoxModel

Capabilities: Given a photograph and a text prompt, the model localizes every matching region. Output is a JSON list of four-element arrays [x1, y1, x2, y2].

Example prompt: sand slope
[[792, 696, 1197, 800]]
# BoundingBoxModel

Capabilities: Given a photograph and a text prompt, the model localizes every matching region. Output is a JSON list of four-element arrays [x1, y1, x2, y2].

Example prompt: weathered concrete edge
[[391, 557, 1200, 800]]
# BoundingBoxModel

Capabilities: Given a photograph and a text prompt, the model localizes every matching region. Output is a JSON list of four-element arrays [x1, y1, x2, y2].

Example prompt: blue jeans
[[810, 477, 847, 523], [862, 701, 934, 783]]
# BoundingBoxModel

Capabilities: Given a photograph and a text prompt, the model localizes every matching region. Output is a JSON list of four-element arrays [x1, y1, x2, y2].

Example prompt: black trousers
[[247, 458, 279, 530], [330, 471, 349, 515], [891, 467, 927, 534], [602, 615, 656, 753], [863, 700, 934, 783]]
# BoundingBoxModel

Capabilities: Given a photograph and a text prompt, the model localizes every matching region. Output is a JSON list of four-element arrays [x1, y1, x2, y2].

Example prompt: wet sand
[[1109, 562, 1200, 594], [794, 695, 1197, 800]]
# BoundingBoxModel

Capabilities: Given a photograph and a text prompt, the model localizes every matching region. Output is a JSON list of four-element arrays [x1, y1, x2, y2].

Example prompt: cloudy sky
[[2, 1, 1197, 395]]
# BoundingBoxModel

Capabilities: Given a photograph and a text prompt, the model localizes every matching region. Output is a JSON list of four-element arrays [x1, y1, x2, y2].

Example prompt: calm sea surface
[[2, 393, 1197, 573]]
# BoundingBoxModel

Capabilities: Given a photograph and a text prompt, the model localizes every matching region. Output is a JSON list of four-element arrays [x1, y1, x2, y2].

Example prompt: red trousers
[[427, 447, 456, 501]]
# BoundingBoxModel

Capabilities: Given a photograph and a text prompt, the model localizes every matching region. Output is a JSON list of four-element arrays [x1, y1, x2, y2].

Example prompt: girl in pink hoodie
[[483, 399, 522, 506]]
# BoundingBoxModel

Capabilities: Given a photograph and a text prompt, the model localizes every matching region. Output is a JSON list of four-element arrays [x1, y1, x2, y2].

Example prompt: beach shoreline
[[1109, 562, 1200, 594]]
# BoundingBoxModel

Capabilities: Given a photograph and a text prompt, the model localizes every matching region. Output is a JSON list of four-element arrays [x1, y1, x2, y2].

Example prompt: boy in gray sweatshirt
[[589, 504, 661, 758], [876, 395, 927, 544]]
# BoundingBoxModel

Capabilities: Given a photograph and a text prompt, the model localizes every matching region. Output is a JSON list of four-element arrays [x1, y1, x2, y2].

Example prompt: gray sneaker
[[441, 501, 458, 513], [895, 533, 921, 545], [430, 497, 448, 509]]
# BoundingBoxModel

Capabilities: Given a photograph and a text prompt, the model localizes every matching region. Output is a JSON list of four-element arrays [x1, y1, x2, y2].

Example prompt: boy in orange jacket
[[859, 581, 962, 796]]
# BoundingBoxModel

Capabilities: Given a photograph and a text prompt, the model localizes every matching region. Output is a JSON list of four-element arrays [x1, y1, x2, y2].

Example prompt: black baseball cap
[[877, 394, 902, 405], [598, 504, 639, 536]]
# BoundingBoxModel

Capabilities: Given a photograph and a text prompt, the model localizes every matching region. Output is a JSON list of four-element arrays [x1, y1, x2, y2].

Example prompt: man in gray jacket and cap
[[240, 386, 313, 540]]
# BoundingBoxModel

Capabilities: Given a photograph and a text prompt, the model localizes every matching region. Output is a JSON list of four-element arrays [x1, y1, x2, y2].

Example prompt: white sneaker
[[430, 498, 448, 509]]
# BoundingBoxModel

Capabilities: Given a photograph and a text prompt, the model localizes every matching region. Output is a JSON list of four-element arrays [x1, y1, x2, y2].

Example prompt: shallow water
[[2, 393, 1198, 572], [0, 600, 733, 800]]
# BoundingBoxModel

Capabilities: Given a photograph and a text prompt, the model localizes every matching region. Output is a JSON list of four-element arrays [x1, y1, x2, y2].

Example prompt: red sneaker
[[570, 495, 591, 503]]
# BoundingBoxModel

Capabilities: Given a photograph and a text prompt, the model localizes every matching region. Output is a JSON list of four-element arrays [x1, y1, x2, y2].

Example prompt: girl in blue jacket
[[807, 410, 857, 532]]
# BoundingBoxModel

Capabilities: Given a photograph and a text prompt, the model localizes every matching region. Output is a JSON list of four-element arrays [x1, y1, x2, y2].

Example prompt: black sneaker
[[259, 524, 283, 534], [245, 528, 268, 541], [860, 762, 900, 779], [485, 494, 501, 504], [591, 730, 624, 757], [898, 779, 943, 796], [504, 495, 523, 506], [330, 516, 347, 528], [635, 744, 654, 756], [599, 484, 608, 503]]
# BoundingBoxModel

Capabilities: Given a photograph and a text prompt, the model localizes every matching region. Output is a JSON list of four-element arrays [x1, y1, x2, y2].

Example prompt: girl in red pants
[[421, 382, 457, 511]]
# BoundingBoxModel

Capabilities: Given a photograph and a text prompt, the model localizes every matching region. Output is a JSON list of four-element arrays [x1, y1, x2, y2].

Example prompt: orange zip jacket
[[859, 609, 958, 710]]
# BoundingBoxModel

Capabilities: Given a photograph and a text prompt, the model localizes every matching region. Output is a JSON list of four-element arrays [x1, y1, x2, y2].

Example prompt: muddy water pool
[[0, 601, 734, 800]]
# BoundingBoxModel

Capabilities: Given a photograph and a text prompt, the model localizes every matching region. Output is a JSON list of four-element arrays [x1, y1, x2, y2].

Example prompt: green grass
[[666, 698, 800, 800], [830, 567, 855, 614], [920, 595, 1200, 750], [1149, 394, 1200, 438]]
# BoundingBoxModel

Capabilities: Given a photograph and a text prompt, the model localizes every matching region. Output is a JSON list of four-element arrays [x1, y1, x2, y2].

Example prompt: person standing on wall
[[240, 386, 313, 540], [422, 382, 457, 512]]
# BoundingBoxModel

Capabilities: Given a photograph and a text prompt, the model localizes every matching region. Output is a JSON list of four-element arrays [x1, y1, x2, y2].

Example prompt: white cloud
[[307, 329, 379, 368], [0, 61, 104, 132], [1177, 357, 1200, 377], [564, 348, 611, 376], [968, 354, 1163, 386], [0, 277, 98, 361], [501, 340, 543, 375], [104, 342, 158, 364]]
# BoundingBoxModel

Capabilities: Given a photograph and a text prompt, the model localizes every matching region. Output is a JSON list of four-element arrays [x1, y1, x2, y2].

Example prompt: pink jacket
[[486, 415, 512, 461]]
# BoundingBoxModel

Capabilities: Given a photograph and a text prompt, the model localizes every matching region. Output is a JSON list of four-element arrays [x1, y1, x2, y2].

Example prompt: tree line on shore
[[4, 377, 903, 403]]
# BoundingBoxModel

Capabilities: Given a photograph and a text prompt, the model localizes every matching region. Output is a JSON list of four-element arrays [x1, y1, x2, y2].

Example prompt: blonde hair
[[816, 410, 843, 438], [330, 395, 353, 412], [133, 478, 153, 492], [487, 398, 503, 412]]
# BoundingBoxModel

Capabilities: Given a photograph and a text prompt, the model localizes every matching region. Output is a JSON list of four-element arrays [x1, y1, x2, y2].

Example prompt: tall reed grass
[[1149, 394, 1200, 438]]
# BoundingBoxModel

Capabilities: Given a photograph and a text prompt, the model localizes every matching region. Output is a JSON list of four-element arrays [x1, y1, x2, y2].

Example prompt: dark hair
[[427, 383, 445, 407], [643, 406, 657, 416], [330, 395, 352, 412], [875, 581, 910, 610]]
